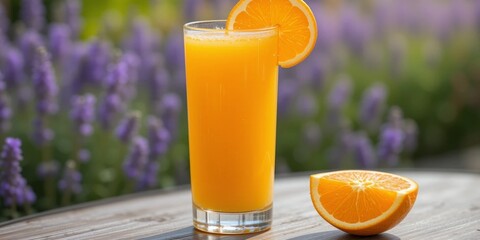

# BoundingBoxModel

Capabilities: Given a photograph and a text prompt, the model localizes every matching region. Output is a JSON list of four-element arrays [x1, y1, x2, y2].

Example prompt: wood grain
[[1, 171, 480, 240]]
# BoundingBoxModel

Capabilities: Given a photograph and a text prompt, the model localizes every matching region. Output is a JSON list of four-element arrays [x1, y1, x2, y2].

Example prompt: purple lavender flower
[[116, 111, 141, 144], [327, 75, 352, 126], [2, 47, 24, 91], [14, 177, 36, 205], [36, 160, 59, 178], [19, 30, 43, 74], [119, 52, 140, 101], [328, 123, 354, 168], [353, 132, 376, 169], [165, 32, 185, 69], [71, 94, 96, 137], [123, 137, 149, 180], [77, 149, 90, 163], [21, 0, 45, 31], [123, 52, 140, 83], [147, 116, 171, 159], [0, 74, 11, 135], [58, 160, 82, 194], [135, 116, 170, 190], [402, 119, 418, 154], [71, 40, 111, 94], [83, 40, 111, 85], [98, 94, 123, 131], [373, 0, 396, 37], [0, 138, 36, 206], [377, 125, 404, 166], [123, 17, 161, 88], [294, 57, 326, 90], [377, 107, 405, 166], [32, 47, 58, 115], [295, 92, 318, 117], [0, 175, 36, 207], [278, 78, 298, 116], [359, 84, 387, 129], [98, 60, 128, 130], [0, 139, 22, 175], [476, 0, 480, 30], [388, 1, 408, 31], [105, 60, 128, 93], [32, 117, 54, 145], [328, 75, 352, 110], [315, 8, 340, 53], [62, 0, 82, 38], [183, 0, 202, 22], [142, 53, 162, 84], [48, 24, 71, 62], [137, 161, 159, 190], [425, 4, 452, 43], [310, 58, 327, 91], [449, 0, 476, 30], [150, 67, 170, 102], [65, 43, 87, 96], [165, 32, 184, 74], [123, 18, 158, 61], [159, 93, 182, 137], [340, 6, 372, 55], [403, 1, 428, 35], [31, 47, 56, 123]]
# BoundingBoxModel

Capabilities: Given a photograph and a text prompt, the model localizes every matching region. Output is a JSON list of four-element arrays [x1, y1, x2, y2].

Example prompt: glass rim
[[184, 20, 278, 33]]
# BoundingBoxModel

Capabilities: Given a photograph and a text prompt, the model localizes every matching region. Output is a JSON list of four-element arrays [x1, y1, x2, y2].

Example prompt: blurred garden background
[[1, 0, 480, 220]]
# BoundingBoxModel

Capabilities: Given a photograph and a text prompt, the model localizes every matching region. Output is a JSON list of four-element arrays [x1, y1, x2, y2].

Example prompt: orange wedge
[[226, 0, 317, 68], [310, 170, 418, 236]]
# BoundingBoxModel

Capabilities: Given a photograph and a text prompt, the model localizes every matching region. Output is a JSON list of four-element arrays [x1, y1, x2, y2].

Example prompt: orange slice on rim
[[310, 170, 419, 236], [226, 0, 317, 68]]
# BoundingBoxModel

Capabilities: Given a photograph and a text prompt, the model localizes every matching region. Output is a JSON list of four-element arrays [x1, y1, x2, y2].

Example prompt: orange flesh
[[318, 178, 397, 223], [310, 170, 418, 236], [227, 0, 317, 68]]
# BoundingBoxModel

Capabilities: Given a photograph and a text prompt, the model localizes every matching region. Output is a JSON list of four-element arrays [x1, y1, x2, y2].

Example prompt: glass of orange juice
[[184, 20, 278, 234]]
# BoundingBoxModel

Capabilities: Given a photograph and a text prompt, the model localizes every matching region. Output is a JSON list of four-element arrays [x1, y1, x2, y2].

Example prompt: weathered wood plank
[[1, 171, 480, 240]]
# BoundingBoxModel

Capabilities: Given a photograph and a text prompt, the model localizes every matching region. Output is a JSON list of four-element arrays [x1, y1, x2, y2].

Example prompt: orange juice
[[185, 25, 278, 212]]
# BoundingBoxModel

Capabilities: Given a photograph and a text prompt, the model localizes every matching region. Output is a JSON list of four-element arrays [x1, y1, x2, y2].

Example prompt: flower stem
[[43, 143, 56, 208], [10, 201, 18, 219], [73, 135, 80, 163], [41, 113, 57, 209], [63, 134, 81, 205], [25, 203, 33, 215], [113, 145, 127, 195], [99, 130, 112, 197], [62, 190, 71, 206], [125, 179, 134, 195]]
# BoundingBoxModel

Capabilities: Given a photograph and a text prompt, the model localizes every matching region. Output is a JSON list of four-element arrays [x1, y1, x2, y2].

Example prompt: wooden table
[[1, 170, 480, 240]]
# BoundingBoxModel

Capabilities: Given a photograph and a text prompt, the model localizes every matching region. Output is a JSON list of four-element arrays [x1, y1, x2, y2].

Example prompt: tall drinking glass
[[184, 20, 279, 234]]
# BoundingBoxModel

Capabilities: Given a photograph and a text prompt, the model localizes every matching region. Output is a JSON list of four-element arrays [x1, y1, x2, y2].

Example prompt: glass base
[[192, 204, 272, 234]]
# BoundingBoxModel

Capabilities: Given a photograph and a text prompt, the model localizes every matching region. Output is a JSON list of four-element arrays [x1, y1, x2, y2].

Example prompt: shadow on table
[[142, 226, 263, 240], [288, 230, 400, 240], [143, 227, 400, 240]]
